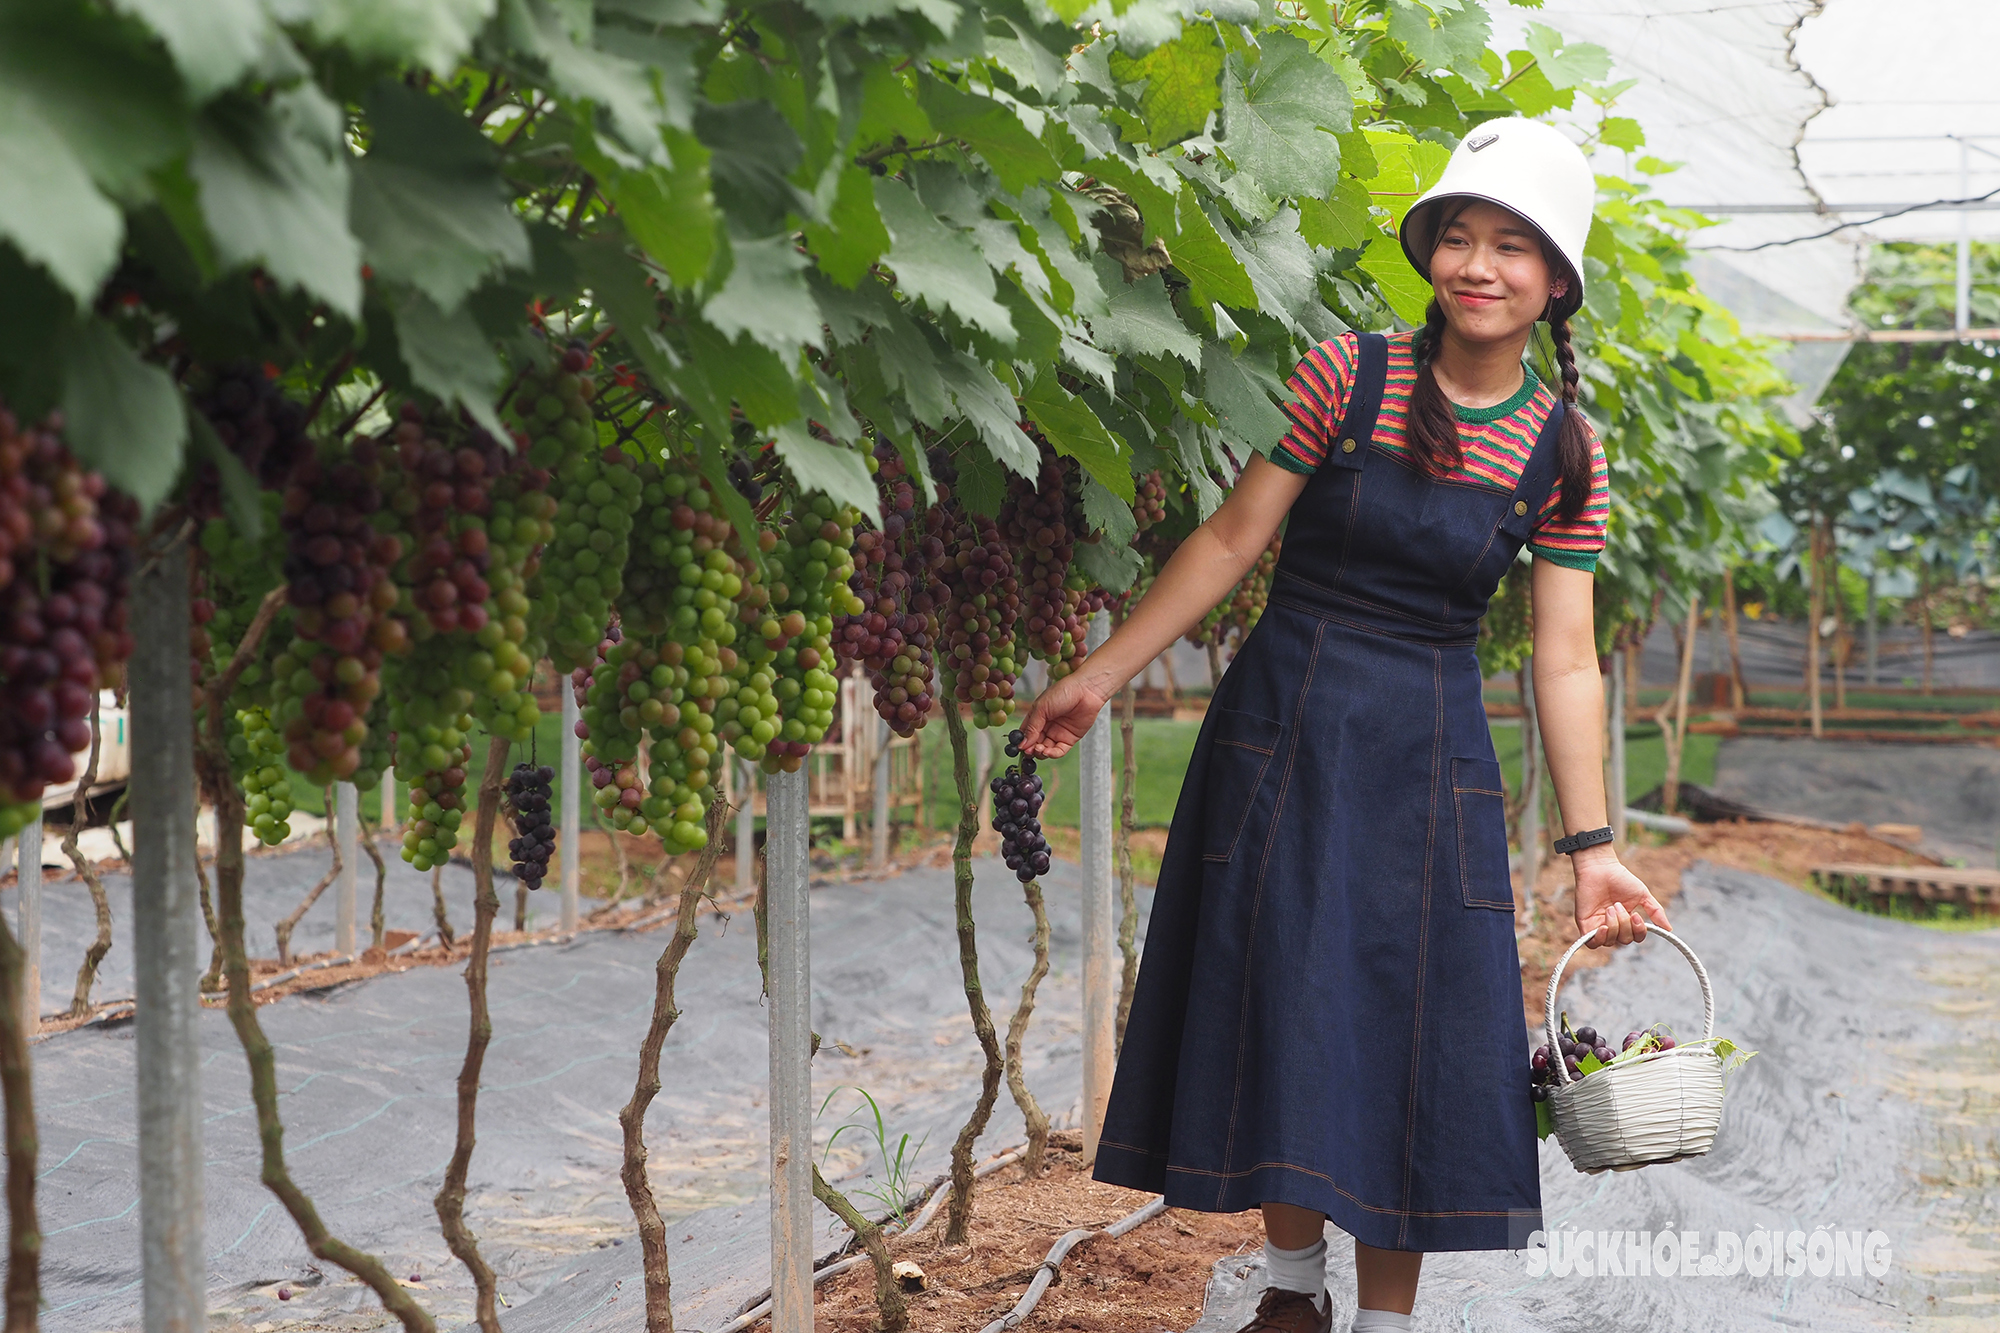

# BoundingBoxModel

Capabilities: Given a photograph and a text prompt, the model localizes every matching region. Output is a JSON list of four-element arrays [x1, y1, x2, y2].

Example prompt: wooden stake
[[1722, 568, 1746, 709], [1807, 516, 1825, 738], [1664, 592, 1700, 816]]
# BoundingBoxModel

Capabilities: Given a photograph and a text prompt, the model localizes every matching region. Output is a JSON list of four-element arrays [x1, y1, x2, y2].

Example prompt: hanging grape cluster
[[1003, 452, 1092, 680], [505, 762, 557, 890], [938, 504, 1020, 729], [188, 362, 314, 514], [232, 707, 296, 845], [757, 492, 859, 770], [992, 730, 1049, 883], [1132, 470, 1167, 533], [0, 406, 138, 838], [522, 345, 641, 673], [836, 442, 943, 737]]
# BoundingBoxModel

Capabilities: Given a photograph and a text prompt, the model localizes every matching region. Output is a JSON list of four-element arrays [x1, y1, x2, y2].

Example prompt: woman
[[1019, 119, 1674, 1333]]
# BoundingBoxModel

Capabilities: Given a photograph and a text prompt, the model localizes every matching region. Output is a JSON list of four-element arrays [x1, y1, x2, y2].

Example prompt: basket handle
[[1543, 923, 1715, 1087]]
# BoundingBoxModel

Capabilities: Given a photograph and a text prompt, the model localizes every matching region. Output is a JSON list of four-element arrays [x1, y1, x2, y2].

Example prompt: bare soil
[[784, 1132, 1263, 1333]]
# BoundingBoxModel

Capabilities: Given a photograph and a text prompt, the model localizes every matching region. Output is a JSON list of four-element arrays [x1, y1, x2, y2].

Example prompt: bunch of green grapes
[[387, 647, 474, 871], [1208, 534, 1281, 660], [756, 492, 859, 773], [232, 707, 296, 844], [518, 345, 640, 672]]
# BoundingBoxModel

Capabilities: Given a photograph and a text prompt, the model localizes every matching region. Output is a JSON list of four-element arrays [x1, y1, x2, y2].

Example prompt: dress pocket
[[1450, 757, 1516, 911], [1201, 708, 1285, 863]]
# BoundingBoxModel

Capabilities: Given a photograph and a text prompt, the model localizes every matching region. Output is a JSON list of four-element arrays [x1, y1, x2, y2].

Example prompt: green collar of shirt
[[1452, 362, 1541, 424]]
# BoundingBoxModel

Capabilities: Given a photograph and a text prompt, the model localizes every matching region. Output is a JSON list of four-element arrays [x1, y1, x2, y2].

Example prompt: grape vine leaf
[[1076, 533, 1143, 593], [1297, 178, 1377, 251], [1079, 473, 1139, 547], [772, 424, 882, 527], [56, 319, 188, 513], [350, 83, 531, 314], [1019, 372, 1133, 502], [915, 76, 1059, 195], [191, 87, 362, 317], [598, 135, 717, 288], [1109, 24, 1224, 146], [1359, 233, 1434, 325], [503, 0, 676, 158], [1522, 23, 1612, 91], [1534, 1097, 1553, 1140], [299, 0, 496, 75], [1161, 194, 1256, 311], [1087, 257, 1200, 366], [1199, 342, 1290, 458], [693, 432, 762, 554], [1598, 116, 1645, 151], [1218, 34, 1351, 201], [108, 0, 269, 102], [1386, 0, 1492, 80], [873, 180, 1015, 341], [938, 351, 1036, 478], [804, 166, 890, 289], [702, 233, 825, 358], [0, 91, 123, 302], [390, 291, 508, 439], [697, 100, 812, 236], [1361, 130, 1452, 228]]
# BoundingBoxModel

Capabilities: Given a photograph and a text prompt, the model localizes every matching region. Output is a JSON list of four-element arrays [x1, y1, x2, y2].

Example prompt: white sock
[[1263, 1236, 1329, 1312], [1350, 1309, 1413, 1331]]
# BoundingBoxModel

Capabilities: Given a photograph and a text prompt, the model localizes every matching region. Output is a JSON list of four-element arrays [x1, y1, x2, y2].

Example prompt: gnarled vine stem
[[940, 677, 1002, 1244], [618, 796, 726, 1332], [1003, 873, 1051, 1178], [194, 584, 434, 1332], [62, 696, 111, 1017], [433, 735, 511, 1333]]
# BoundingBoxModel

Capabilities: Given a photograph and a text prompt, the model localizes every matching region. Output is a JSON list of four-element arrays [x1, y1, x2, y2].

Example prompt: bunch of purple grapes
[[992, 729, 1050, 883], [1529, 1022, 1677, 1101], [505, 761, 556, 890], [834, 442, 943, 736]]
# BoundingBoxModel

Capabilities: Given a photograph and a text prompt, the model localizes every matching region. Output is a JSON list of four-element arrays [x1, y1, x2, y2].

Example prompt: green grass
[[914, 715, 1705, 833]]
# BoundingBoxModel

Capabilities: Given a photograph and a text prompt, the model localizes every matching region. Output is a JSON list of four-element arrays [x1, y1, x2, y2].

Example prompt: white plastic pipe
[[1079, 610, 1115, 1162], [763, 764, 812, 1333], [380, 768, 396, 834], [129, 540, 206, 1333], [561, 685, 580, 929], [333, 782, 357, 955], [870, 719, 890, 870], [17, 817, 40, 1038], [738, 758, 757, 891]]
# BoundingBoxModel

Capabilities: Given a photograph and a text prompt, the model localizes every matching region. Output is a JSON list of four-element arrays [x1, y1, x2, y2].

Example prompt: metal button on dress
[[1514, 500, 1529, 516], [1341, 438, 1357, 454]]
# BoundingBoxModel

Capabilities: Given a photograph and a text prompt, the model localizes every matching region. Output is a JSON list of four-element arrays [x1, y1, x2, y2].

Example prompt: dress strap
[[1500, 392, 1569, 545], [1323, 332, 1388, 474]]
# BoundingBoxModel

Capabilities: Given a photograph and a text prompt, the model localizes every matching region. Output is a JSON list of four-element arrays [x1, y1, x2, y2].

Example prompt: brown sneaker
[[1234, 1285, 1332, 1333]]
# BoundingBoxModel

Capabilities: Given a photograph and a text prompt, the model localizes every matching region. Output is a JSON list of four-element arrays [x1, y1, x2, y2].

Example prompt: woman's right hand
[[1017, 670, 1113, 759]]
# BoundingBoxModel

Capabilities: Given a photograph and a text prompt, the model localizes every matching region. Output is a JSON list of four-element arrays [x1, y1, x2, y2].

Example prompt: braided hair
[[1544, 313, 1594, 521]]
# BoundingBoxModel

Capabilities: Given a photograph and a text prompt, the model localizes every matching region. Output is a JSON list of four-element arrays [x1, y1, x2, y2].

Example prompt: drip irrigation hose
[[975, 1196, 1169, 1333]]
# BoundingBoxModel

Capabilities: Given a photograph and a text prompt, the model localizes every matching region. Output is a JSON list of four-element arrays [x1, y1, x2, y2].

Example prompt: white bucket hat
[[1398, 117, 1596, 324]]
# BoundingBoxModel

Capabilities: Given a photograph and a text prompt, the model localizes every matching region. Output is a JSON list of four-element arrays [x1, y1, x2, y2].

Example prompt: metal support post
[[1957, 139, 1972, 339], [737, 758, 758, 890], [763, 765, 812, 1333], [129, 539, 205, 1333], [334, 782, 357, 955], [380, 768, 396, 834], [561, 684, 581, 929], [1864, 568, 1879, 687], [870, 720, 890, 870], [1078, 611, 1115, 1162], [18, 816, 40, 1037]]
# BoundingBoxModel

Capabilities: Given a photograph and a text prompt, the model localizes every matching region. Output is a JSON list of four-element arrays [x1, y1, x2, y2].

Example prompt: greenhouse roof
[[1489, 0, 2000, 332]]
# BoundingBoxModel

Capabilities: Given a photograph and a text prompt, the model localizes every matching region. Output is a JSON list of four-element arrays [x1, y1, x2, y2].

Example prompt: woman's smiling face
[[1428, 199, 1557, 344]]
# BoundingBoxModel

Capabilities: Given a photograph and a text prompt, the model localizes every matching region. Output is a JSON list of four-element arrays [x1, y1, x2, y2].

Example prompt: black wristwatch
[[1552, 826, 1615, 856]]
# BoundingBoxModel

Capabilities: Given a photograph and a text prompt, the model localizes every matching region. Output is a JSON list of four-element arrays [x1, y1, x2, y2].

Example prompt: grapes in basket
[[1526, 1011, 1755, 1141]]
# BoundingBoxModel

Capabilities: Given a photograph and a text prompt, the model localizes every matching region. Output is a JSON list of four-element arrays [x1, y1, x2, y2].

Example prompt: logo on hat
[[1468, 132, 1499, 151]]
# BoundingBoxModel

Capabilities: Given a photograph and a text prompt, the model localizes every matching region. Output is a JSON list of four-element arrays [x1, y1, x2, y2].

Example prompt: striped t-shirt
[[1272, 330, 1610, 571]]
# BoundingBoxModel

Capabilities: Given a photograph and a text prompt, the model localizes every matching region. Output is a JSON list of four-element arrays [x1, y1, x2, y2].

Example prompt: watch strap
[[1553, 825, 1615, 856]]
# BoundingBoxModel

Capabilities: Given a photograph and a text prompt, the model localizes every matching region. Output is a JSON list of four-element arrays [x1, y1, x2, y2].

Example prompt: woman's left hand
[[1569, 845, 1671, 948]]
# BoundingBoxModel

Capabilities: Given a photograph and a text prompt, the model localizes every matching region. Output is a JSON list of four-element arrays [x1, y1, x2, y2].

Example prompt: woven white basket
[[1542, 924, 1728, 1175]]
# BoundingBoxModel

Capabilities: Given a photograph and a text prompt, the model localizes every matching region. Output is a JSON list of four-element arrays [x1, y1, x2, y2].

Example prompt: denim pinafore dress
[[1092, 333, 1556, 1253]]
